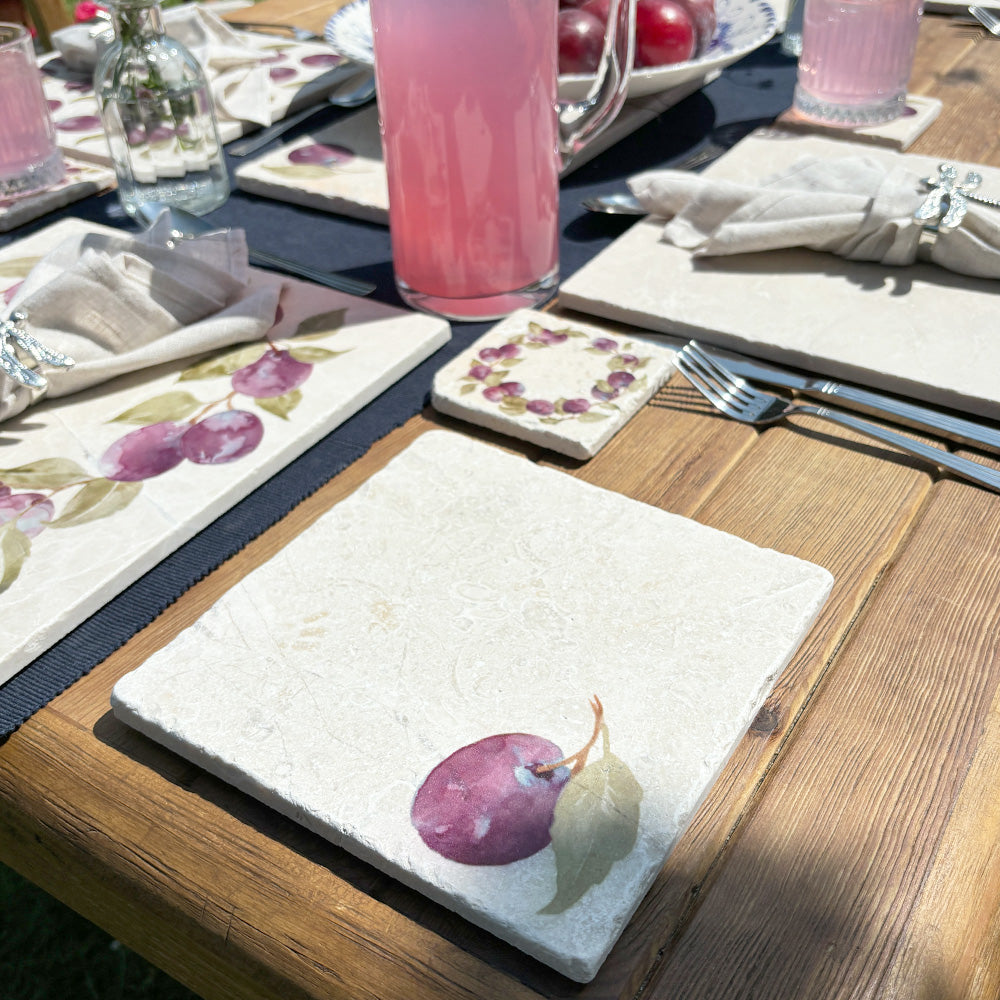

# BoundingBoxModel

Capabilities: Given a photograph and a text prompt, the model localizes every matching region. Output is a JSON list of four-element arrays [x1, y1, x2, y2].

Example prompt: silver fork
[[675, 341, 1000, 493], [968, 6, 1000, 35]]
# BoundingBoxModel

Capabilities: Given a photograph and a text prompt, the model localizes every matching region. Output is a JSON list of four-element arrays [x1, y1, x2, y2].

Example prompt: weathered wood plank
[[639, 467, 1000, 1000]]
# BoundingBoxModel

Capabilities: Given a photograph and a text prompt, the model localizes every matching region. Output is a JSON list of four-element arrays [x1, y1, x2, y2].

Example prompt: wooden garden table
[[3, 9, 1000, 999]]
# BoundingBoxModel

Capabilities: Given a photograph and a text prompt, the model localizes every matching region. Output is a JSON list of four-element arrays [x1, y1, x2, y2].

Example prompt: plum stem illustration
[[535, 695, 604, 777]]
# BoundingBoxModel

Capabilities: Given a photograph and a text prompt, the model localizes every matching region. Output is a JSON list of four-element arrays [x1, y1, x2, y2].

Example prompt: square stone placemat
[[112, 430, 833, 982]]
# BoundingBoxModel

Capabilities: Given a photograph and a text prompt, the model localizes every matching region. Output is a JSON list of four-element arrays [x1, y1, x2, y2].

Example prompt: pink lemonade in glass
[[793, 0, 923, 127], [370, 0, 560, 319], [0, 23, 65, 199], [369, 0, 634, 320]]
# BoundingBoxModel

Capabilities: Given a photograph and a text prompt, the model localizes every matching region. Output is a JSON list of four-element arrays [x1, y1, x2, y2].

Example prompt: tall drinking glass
[[369, 0, 635, 321], [0, 23, 65, 200], [793, 0, 923, 127]]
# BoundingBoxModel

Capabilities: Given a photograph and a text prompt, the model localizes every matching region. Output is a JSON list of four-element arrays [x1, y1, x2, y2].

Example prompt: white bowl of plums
[[558, 0, 777, 100]]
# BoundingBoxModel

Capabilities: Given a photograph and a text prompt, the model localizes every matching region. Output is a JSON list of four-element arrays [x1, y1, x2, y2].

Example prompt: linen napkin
[[0, 216, 281, 423], [629, 155, 1000, 279]]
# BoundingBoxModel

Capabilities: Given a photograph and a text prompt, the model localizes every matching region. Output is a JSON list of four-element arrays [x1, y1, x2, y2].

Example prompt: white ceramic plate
[[565, 0, 777, 98], [324, 0, 374, 64], [326, 0, 777, 100]]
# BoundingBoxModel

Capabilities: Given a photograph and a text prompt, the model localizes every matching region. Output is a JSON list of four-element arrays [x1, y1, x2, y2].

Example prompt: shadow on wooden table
[[88, 700, 963, 1000]]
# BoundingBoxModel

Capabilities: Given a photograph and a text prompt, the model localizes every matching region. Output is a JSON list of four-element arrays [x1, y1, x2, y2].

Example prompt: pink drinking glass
[[369, 0, 635, 321], [793, 0, 923, 127], [0, 22, 65, 200]]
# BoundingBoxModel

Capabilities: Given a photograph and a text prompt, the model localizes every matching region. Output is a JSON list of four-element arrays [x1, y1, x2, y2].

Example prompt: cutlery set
[[675, 342, 1000, 493]]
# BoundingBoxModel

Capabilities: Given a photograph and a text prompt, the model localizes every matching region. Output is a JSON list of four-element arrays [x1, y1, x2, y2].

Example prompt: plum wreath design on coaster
[[460, 320, 653, 424], [411, 696, 643, 914], [0, 301, 351, 595]]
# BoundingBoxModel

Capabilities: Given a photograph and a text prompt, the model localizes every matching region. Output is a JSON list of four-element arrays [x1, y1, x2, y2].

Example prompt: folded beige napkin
[[629, 156, 1000, 279], [54, 7, 277, 126], [164, 7, 276, 126], [0, 216, 281, 424]]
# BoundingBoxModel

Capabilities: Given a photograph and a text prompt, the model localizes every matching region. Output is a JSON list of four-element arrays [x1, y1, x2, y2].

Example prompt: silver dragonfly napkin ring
[[0, 310, 75, 389], [914, 162, 1000, 232]]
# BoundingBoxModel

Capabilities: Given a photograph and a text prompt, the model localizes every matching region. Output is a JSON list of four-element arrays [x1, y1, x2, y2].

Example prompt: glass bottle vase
[[94, 0, 230, 217]]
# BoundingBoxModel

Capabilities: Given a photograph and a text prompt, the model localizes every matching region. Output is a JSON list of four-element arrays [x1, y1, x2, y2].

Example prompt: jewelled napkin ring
[[0, 310, 75, 389], [915, 162, 1000, 232]]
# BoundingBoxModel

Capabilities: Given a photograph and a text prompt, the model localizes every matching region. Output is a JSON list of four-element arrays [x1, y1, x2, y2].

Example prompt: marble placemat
[[233, 77, 712, 224], [112, 429, 833, 982], [0, 218, 450, 687], [0, 157, 115, 233], [432, 309, 676, 459], [561, 131, 1000, 421], [41, 31, 349, 165]]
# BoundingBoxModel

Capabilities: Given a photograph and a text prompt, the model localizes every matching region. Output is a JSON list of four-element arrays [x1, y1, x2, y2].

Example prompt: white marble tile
[[112, 429, 833, 982], [0, 157, 115, 233], [235, 105, 389, 224], [42, 33, 353, 165], [776, 94, 942, 151], [432, 309, 676, 459], [233, 80, 710, 223], [0, 218, 450, 685], [561, 131, 1000, 421]]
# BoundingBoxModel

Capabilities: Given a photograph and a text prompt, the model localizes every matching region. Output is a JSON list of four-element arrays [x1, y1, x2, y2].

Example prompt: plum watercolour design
[[263, 142, 363, 182], [462, 321, 652, 423], [40, 45, 344, 153], [0, 303, 351, 594], [411, 697, 643, 914]]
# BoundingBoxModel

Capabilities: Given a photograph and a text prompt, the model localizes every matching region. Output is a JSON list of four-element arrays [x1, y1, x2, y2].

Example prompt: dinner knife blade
[[700, 348, 1000, 453]]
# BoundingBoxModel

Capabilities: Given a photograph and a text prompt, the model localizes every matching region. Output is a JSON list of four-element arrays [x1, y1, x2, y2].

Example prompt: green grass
[[1, 862, 201, 1000]]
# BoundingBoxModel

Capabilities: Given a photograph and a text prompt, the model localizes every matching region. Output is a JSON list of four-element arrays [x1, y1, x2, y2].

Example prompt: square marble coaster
[[0, 157, 115, 233], [561, 131, 1000, 421], [0, 218, 450, 686], [775, 94, 942, 150], [112, 429, 833, 982], [432, 309, 676, 460]]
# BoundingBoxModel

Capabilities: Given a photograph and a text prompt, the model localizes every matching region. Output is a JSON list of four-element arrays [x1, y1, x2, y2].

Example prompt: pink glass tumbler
[[369, 0, 635, 321], [0, 22, 65, 200], [793, 0, 923, 128]]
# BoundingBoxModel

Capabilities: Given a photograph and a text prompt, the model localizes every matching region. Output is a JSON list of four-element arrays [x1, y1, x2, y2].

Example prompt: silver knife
[[700, 347, 1000, 453]]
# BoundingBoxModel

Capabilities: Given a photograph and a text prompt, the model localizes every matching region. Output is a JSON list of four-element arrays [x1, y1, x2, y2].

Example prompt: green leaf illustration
[[287, 345, 351, 364], [0, 520, 30, 595], [539, 727, 642, 915], [256, 388, 302, 420], [292, 309, 347, 339], [460, 383, 477, 395], [0, 256, 41, 279], [264, 164, 337, 181], [49, 479, 142, 528], [577, 411, 611, 423], [177, 343, 268, 381], [0, 458, 88, 489], [499, 396, 528, 416], [109, 391, 202, 424]]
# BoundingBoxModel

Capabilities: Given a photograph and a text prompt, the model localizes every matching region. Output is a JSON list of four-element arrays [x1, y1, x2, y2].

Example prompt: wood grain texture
[[640, 463, 1000, 1000], [4, 11, 1000, 1000]]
